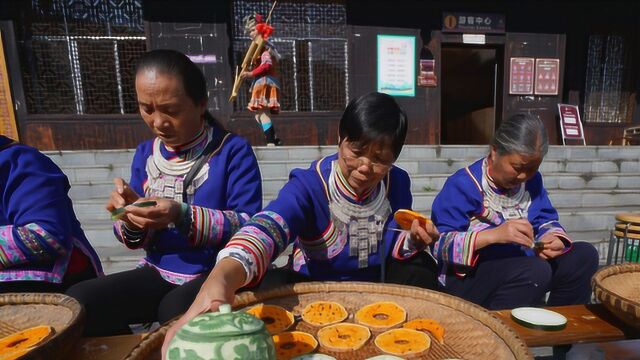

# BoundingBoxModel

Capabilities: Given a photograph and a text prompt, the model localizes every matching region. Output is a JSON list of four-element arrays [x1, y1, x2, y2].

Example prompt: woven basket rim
[[0, 292, 84, 357], [126, 282, 532, 360], [592, 263, 640, 310]]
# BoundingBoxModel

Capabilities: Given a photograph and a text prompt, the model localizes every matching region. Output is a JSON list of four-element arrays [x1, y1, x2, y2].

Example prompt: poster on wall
[[535, 58, 560, 95], [509, 57, 534, 95], [377, 35, 416, 97]]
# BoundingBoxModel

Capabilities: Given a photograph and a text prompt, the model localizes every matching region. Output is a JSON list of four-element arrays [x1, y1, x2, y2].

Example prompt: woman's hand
[[106, 177, 140, 226], [161, 258, 246, 360], [410, 219, 440, 246], [536, 233, 566, 260], [124, 198, 182, 231], [477, 219, 534, 249]]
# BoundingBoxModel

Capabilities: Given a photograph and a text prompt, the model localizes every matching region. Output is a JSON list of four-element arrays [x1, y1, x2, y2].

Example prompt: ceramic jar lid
[[176, 304, 266, 340]]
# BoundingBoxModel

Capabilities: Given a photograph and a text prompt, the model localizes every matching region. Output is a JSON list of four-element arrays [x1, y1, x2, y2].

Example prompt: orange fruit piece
[[272, 331, 318, 360], [246, 304, 295, 335], [374, 328, 431, 357], [301, 301, 348, 327], [393, 209, 431, 230], [403, 318, 445, 345]]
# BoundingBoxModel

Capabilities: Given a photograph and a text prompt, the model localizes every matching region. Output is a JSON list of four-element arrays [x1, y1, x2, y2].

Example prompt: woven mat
[[127, 282, 531, 360], [0, 293, 83, 360]]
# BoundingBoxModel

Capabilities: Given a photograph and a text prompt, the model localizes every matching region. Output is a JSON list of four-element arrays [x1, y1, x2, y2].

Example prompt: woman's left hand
[[536, 234, 566, 260], [125, 198, 182, 231], [410, 219, 440, 246]]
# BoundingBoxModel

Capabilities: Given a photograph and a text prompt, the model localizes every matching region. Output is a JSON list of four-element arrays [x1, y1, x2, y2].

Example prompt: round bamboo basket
[[0, 292, 84, 359], [592, 263, 640, 330], [127, 282, 532, 360]]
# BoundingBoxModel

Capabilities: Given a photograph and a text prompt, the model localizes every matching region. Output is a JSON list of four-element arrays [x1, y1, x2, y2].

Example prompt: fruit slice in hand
[[394, 209, 431, 230], [110, 200, 158, 221]]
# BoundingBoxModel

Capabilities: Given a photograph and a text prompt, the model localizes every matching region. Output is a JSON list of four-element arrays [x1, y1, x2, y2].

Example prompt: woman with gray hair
[[430, 112, 598, 310]]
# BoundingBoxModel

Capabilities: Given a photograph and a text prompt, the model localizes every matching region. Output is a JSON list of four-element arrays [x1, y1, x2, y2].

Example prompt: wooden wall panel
[[21, 116, 152, 150], [503, 33, 566, 145], [227, 112, 341, 146]]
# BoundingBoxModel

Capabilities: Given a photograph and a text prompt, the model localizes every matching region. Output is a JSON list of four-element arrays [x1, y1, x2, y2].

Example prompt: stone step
[[44, 145, 640, 168], [56, 158, 640, 185]]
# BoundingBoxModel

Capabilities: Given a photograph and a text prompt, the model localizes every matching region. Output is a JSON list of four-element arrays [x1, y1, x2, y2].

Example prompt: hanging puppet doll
[[237, 12, 282, 146]]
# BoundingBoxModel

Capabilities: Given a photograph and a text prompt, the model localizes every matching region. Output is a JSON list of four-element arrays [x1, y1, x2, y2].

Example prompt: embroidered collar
[[159, 125, 208, 162]]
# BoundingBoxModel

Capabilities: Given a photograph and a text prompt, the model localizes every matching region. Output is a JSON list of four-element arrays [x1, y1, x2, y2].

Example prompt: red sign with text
[[558, 104, 585, 145]]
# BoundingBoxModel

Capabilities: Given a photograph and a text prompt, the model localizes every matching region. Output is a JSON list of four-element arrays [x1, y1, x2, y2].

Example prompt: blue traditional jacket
[[114, 126, 262, 284], [0, 136, 103, 283], [432, 157, 572, 285], [218, 154, 423, 287]]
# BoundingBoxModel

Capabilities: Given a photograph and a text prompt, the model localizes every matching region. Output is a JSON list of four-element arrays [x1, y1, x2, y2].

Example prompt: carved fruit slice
[[355, 302, 406, 330], [403, 318, 445, 345], [301, 301, 348, 326], [0, 325, 53, 355], [246, 304, 295, 335], [317, 323, 371, 352], [273, 331, 318, 360], [394, 209, 431, 230], [374, 328, 431, 357], [0, 348, 32, 360]]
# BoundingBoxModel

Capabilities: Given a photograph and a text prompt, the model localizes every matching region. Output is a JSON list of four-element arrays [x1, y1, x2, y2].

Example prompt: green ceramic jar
[[167, 304, 276, 360]]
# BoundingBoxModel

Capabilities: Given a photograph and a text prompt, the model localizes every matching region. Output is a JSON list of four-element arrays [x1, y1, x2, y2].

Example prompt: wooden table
[[70, 333, 145, 360], [493, 304, 637, 347], [569, 339, 640, 360]]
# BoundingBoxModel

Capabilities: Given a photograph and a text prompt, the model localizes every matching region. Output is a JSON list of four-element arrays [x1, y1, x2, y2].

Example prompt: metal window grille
[[583, 35, 631, 123], [17, 0, 146, 115], [232, 0, 348, 112]]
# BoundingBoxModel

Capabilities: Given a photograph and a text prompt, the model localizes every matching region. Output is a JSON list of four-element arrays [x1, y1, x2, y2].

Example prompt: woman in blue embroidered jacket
[[0, 135, 102, 293], [162, 92, 441, 355], [431, 113, 598, 310], [66, 50, 262, 336]]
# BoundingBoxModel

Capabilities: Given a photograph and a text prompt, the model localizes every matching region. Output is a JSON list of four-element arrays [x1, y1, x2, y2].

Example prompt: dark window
[[583, 35, 632, 123], [232, 0, 348, 112], [16, 0, 146, 115]]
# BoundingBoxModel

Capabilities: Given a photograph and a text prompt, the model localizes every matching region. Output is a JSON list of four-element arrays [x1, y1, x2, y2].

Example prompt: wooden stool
[[608, 213, 640, 264]]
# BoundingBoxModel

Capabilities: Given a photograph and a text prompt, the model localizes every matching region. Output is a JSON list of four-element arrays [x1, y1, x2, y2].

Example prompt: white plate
[[511, 307, 567, 330]]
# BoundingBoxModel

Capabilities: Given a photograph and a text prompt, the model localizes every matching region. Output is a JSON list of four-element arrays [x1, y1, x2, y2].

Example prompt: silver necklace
[[327, 161, 391, 268]]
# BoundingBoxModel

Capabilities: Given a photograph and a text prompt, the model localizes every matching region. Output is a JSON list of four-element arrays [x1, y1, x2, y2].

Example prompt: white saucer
[[511, 307, 567, 331]]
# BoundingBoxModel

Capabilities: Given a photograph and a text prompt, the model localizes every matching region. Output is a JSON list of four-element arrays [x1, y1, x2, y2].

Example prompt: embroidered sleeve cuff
[[216, 247, 257, 287], [391, 231, 423, 260], [176, 202, 192, 236], [435, 231, 479, 267]]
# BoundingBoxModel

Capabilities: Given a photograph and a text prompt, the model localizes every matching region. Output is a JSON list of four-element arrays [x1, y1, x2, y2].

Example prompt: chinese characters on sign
[[377, 35, 416, 97], [442, 12, 506, 34], [535, 58, 560, 95], [509, 58, 534, 95], [558, 104, 586, 145]]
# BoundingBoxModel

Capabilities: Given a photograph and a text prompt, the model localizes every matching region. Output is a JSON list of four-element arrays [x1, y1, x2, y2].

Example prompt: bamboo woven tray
[[593, 263, 640, 330], [127, 282, 531, 360], [0, 292, 84, 360]]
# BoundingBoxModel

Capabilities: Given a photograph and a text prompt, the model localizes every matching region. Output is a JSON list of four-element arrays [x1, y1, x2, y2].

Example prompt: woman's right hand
[[161, 258, 247, 360], [106, 177, 140, 225], [477, 219, 534, 249], [161, 283, 232, 359]]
